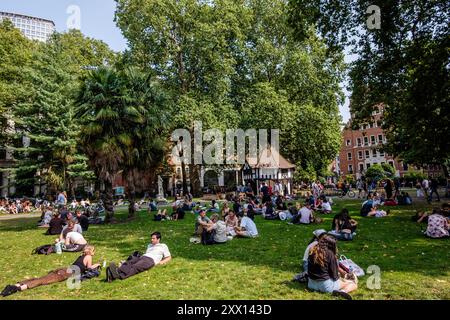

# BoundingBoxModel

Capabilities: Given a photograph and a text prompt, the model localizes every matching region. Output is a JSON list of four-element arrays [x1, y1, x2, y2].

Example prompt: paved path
[[0, 213, 40, 221]]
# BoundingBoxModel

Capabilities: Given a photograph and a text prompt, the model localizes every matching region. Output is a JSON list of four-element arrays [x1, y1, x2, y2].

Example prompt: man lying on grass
[[106, 231, 171, 282]]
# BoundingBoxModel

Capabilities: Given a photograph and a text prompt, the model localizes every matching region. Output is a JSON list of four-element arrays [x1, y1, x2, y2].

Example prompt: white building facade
[[0, 11, 55, 42]]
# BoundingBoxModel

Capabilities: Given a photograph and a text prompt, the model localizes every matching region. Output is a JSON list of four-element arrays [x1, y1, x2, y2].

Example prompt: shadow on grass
[[1, 201, 449, 280]]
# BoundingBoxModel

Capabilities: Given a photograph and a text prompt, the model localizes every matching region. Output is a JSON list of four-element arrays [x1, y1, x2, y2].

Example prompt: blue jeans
[[308, 278, 340, 293]]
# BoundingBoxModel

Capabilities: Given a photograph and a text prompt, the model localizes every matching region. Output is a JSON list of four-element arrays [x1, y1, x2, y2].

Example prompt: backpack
[[32, 244, 54, 255]]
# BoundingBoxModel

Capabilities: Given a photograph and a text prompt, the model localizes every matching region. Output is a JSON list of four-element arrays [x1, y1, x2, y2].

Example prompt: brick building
[[339, 105, 406, 179], [338, 105, 445, 179]]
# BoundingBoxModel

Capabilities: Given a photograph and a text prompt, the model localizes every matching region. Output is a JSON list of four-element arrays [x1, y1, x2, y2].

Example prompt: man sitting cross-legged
[[106, 232, 171, 282]]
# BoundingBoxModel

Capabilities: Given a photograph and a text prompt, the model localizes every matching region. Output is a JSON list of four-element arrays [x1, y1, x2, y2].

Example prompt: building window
[[359, 163, 364, 172], [364, 137, 369, 146], [347, 153, 352, 161], [358, 151, 363, 160], [365, 150, 370, 159], [346, 139, 351, 146], [372, 149, 377, 157], [379, 150, 385, 157], [366, 163, 371, 169], [357, 138, 362, 146], [370, 135, 376, 144], [348, 165, 353, 173], [389, 161, 394, 167], [378, 134, 383, 143]]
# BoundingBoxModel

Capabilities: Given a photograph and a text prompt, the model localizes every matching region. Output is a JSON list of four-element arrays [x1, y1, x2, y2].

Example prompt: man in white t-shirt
[[235, 216, 258, 238], [293, 202, 314, 224], [203, 214, 228, 244], [107, 232, 171, 281]]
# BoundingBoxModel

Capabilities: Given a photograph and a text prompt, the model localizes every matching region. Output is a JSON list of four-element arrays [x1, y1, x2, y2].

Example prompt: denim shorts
[[308, 278, 340, 293]]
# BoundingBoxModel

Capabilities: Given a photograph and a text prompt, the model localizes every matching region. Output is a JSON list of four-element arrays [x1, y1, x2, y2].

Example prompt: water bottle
[[55, 241, 62, 254]]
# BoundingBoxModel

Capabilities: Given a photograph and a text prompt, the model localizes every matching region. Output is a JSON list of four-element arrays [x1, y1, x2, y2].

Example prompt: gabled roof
[[247, 148, 295, 169]]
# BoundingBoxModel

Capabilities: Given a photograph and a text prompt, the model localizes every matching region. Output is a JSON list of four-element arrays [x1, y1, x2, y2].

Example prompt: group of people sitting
[[0, 198, 33, 214], [360, 193, 390, 217], [192, 208, 259, 245], [1, 231, 172, 297]]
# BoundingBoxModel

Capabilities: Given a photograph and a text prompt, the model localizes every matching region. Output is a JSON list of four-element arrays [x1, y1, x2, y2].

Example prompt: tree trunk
[[181, 160, 188, 196], [70, 181, 75, 200], [103, 180, 115, 223], [189, 164, 202, 197], [127, 173, 137, 219], [442, 164, 449, 178]]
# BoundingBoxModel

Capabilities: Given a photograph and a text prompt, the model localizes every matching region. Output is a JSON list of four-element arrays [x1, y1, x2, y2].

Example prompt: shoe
[[108, 262, 120, 280], [332, 290, 352, 300], [1, 285, 20, 297]]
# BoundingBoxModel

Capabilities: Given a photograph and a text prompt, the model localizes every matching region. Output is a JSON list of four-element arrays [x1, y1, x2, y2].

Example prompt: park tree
[[0, 20, 33, 165], [10, 30, 115, 196], [77, 66, 169, 221], [115, 0, 344, 191], [115, 0, 244, 195], [288, 0, 450, 176]]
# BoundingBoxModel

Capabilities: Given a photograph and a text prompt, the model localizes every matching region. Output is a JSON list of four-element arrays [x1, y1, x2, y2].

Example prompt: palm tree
[[120, 67, 168, 219], [76, 67, 128, 223], [76, 66, 170, 222]]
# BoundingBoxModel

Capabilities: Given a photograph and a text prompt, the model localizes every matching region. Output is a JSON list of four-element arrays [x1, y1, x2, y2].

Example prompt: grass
[[0, 199, 448, 300]]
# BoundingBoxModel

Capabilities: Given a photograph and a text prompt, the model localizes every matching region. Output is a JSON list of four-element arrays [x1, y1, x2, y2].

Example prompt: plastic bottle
[[55, 241, 62, 254]]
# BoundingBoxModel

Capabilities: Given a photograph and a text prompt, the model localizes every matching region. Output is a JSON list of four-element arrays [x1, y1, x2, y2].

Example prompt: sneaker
[[108, 262, 120, 280], [332, 290, 353, 300], [1, 285, 20, 297]]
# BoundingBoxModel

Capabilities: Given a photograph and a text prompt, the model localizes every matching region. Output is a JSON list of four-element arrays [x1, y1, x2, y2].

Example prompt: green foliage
[[76, 66, 170, 219], [0, 20, 34, 146], [115, 0, 344, 181], [288, 0, 450, 169], [9, 30, 115, 194], [402, 171, 427, 183], [365, 164, 393, 181]]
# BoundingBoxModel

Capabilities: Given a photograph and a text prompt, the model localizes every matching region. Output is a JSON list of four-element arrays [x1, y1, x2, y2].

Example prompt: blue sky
[[1, 0, 351, 121]]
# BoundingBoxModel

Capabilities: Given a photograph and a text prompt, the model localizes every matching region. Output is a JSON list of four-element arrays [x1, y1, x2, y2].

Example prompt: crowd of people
[[0, 198, 33, 214], [1, 179, 449, 300]]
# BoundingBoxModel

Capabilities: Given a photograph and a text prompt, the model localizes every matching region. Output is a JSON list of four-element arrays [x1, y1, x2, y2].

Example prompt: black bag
[[80, 266, 102, 281], [32, 244, 54, 255]]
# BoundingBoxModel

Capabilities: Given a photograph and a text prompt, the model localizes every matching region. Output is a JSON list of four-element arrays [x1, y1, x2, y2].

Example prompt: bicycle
[[338, 189, 356, 198]]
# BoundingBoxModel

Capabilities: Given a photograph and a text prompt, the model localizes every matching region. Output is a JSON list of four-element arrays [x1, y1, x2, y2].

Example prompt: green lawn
[[0, 199, 448, 300]]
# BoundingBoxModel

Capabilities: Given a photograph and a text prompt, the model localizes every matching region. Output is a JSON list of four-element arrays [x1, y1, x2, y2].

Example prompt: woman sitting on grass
[[1, 245, 101, 297], [307, 235, 357, 300], [330, 208, 357, 240], [225, 210, 239, 236], [425, 210, 449, 239]]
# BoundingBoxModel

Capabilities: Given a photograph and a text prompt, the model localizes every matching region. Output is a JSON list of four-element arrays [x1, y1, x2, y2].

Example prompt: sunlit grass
[[0, 199, 448, 300]]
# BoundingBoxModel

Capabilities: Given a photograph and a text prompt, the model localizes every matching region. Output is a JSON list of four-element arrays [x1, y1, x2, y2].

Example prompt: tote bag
[[339, 255, 365, 277]]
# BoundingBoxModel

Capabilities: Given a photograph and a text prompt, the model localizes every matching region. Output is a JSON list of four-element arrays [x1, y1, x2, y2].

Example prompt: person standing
[[422, 178, 430, 202], [429, 178, 440, 202]]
